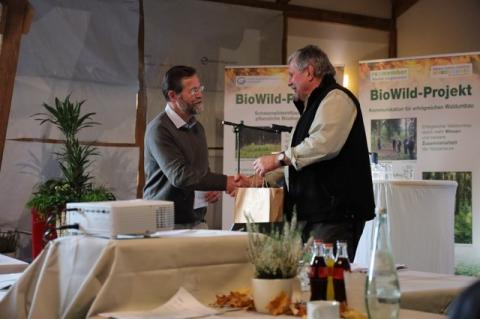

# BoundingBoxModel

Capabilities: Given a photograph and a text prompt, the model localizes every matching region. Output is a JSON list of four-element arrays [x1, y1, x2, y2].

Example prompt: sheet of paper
[[99, 287, 222, 319], [0, 272, 23, 290], [193, 191, 208, 209]]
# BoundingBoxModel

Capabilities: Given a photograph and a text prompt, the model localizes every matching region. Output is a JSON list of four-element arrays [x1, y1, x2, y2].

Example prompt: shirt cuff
[[284, 147, 298, 169]]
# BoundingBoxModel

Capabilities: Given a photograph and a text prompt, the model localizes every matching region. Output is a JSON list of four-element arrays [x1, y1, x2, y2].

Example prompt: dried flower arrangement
[[246, 214, 311, 279]]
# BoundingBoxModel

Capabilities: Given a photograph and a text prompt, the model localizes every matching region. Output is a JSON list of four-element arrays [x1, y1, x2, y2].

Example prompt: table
[[354, 179, 458, 274], [214, 309, 447, 319], [399, 270, 477, 314], [0, 254, 28, 274], [0, 231, 472, 319], [398, 310, 446, 319], [345, 269, 477, 315], [0, 230, 254, 319]]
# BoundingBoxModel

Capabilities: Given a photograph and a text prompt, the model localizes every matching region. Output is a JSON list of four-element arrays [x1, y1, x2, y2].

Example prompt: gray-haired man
[[253, 45, 375, 260]]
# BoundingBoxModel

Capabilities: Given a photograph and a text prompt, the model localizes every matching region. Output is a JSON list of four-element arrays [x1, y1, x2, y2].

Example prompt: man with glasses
[[144, 65, 247, 229], [252, 45, 375, 260]]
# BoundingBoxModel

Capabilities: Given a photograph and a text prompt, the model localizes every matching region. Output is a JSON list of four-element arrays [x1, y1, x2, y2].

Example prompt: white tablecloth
[[344, 269, 476, 316], [0, 230, 254, 319], [355, 179, 458, 274], [0, 231, 473, 319], [152, 309, 447, 319], [399, 270, 477, 313], [0, 254, 28, 274]]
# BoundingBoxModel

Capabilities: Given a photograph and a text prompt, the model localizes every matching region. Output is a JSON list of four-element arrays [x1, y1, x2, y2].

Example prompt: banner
[[222, 66, 296, 229], [222, 65, 344, 229], [359, 53, 480, 265]]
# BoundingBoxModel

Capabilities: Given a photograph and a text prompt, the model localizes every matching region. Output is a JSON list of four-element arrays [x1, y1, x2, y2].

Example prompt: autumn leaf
[[341, 308, 368, 319], [212, 289, 254, 310], [266, 291, 291, 315]]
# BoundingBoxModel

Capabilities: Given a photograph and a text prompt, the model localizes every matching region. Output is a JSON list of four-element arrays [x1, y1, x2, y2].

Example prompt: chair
[[448, 279, 480, 319]]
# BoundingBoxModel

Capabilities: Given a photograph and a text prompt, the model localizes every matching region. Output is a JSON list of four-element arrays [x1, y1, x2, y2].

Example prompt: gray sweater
[[143, 112, 226, 224]]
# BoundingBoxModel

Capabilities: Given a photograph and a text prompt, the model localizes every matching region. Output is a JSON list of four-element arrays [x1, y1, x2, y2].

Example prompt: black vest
[[286, 74, 375, 223]]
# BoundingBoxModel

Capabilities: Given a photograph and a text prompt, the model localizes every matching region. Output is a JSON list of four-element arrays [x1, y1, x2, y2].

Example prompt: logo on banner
[[370, 68, 409, 82], [236, 77, 247, 85], [431, 64, 472, 78], [235, 75, 283, 87]]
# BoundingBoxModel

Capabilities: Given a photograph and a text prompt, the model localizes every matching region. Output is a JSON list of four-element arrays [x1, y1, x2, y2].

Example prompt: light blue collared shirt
[[165, 103, 197, 129]]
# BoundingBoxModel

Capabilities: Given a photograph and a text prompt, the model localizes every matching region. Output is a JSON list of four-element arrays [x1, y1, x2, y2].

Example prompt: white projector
[[65, 199, 175, 238]]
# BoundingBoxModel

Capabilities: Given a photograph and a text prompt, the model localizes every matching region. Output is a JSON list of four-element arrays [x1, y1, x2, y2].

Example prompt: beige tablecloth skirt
[[0, 231, 254, 319]]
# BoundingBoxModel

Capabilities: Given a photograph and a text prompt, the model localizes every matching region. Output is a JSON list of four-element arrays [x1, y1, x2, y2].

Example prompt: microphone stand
[[222, 121, 292, 174]]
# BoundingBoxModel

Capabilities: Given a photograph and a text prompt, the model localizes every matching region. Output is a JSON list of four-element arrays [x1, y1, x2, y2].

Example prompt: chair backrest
[[448, 279, 480, 319]]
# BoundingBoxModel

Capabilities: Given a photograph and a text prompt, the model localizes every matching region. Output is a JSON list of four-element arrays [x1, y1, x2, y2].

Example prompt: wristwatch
[[277, 152, 287, 166]]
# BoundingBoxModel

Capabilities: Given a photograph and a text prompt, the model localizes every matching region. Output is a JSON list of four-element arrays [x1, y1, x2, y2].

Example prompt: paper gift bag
[[234, 187, 284, 223]]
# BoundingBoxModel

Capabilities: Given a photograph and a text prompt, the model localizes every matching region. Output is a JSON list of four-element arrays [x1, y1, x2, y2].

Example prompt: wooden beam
[[135, 0, 147, 198], [393, 0, 419, 18], [389, 3, 397, 58], [199, 0, 391, 31], [281, 12, 287, 64], [0, 0, 29, 170], [9, 138, 138, 148], [10, 138, 222, 150], [0, 2, 7, 34]]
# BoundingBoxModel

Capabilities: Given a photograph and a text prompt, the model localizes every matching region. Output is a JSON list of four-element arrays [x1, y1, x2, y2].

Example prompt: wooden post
[[282, 12, 287, 64], [0, 0, 29, 170], [0, 2, 7, 34], [389, 1, 397, 58], [135, 0, 147, 198]]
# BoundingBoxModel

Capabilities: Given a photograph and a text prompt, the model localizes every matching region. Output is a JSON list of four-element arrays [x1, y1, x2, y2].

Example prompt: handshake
[[205, 152, 283, 202], [225, 174, 263, 196], [203, 174, 260, 205], [203, 174, 264, 205]]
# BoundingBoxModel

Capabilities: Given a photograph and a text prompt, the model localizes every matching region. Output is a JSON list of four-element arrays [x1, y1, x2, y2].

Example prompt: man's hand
[[204, 191, 220, 203], [225, 174, 251, 197], [234, 174, 251, 188], [244, 174, 264, 187], [253, 154, 280, 177], [226, 175, 236, 195]]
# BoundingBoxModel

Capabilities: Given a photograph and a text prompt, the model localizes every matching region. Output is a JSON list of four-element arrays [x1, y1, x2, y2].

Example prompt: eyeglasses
[[188, 85, 205, 96]]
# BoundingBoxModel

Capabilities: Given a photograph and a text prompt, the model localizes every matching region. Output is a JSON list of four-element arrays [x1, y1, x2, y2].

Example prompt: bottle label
[[333, 267, 345, 280], [319, 267, 328, 278]]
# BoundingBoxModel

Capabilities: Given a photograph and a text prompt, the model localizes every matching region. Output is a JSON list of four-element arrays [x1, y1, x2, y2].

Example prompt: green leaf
[[28, 95, 116, 218]]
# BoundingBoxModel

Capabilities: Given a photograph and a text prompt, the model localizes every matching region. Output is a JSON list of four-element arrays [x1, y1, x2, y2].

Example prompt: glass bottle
[[322, 242, 335, 301], [366, 208, 401, 319], [309, 240, 327, 300], [333, 240, 350, 311], [298, 243, 312, 293]]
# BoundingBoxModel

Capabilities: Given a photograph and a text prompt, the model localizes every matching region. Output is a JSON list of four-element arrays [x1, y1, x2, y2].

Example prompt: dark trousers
[[302, 220, 366, 262], [174, 207, 207, 229]]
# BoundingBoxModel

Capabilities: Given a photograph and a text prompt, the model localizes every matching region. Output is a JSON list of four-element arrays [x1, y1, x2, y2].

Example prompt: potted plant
[[27, 95, 115, 257], [246, 214, 311, 314]]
